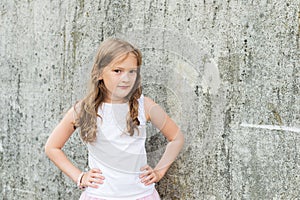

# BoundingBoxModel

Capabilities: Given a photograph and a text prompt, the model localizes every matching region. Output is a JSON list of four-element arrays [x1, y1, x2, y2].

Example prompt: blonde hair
[[75, 38, 142, 143]]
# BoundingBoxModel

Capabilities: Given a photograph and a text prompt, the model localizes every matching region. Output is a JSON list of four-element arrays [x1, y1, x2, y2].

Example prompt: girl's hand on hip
[[139, 165, 161, 186], [82, 168, 105, 188]]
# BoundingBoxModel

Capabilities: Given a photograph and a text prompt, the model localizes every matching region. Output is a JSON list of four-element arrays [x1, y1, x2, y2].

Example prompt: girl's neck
[[103, 98, 128, 104]]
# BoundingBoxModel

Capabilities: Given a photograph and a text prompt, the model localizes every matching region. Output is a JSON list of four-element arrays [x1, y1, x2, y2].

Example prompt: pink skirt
[[79, 189, 160, 200]]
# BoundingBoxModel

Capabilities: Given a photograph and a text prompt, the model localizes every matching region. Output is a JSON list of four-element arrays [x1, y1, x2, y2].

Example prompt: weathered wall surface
[[0, 0, 299, 199]]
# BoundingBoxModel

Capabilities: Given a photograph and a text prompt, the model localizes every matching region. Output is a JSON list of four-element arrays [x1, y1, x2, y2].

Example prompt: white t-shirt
[[85, 95, 155, 200]]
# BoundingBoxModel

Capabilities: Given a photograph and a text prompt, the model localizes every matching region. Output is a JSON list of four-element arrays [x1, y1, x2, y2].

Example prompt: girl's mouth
[[118, 86, 130, 89]]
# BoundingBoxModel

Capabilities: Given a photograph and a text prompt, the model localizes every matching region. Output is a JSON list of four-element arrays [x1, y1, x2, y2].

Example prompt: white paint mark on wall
[[12, 188, 36, 195], [0, 140, 2, 168], [0, 140, 3, 152], [174, 60, 199, 88], [241, 123, 300, 133], [201, 59, 221, 95]]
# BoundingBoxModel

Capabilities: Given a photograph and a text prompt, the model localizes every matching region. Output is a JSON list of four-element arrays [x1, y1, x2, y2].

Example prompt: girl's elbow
[[181, 132, 185, 142], [179, 132, 185, 147], [171, 131, 184, 148], [44, 143, 51, 158], [44, 141, 57, 158]]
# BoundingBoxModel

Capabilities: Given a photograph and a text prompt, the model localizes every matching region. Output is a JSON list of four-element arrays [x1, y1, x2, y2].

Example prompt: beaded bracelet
[[77, 172, 86, 190]]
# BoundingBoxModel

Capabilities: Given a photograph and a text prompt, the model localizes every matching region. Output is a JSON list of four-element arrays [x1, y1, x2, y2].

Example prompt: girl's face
[[100, 53, 138, 103]]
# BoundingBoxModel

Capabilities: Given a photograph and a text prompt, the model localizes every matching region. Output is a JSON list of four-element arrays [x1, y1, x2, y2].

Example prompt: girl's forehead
[[109, 53, 138, 67]]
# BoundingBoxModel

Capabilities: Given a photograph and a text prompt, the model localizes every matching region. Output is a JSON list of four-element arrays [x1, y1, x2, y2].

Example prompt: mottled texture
[[0, 0, 299, 199]]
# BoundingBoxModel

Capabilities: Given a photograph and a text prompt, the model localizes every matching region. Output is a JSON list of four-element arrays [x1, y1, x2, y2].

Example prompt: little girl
[[45, 38, 184, 200]]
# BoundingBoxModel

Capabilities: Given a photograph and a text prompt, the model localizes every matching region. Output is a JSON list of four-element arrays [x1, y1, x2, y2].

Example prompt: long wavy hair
[[74, 38, 142, 143]]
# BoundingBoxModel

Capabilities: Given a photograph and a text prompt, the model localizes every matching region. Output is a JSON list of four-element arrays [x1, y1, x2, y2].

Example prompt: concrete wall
[[0, 0, 299, 199]]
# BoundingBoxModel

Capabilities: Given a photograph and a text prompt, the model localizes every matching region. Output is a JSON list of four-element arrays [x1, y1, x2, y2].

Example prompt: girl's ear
[[98, 73, 103, 80], [98, 67, 106, 80]]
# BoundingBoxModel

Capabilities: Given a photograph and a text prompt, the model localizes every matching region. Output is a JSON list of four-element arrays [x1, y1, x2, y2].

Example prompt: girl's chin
[[109, 94, 131, 102]]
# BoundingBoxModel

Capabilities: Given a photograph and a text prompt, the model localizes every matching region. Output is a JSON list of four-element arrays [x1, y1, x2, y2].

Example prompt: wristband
[[77, 172, 86, 190]]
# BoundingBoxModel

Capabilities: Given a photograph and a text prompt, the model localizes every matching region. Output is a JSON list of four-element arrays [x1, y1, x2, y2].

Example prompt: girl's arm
[[45, 107, 103, 188], [140, 96, 185, 185], [45, 107, 82, 183]]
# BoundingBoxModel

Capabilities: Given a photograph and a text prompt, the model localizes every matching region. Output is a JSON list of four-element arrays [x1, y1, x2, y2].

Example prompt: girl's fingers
[[86, 181, 99, 188], [82, 169, 105, 188], [141, 165, 151, 173], [91, 168, 102, 173], [139, 170, 151, 178], [143, 174, 157, 186], [90, 173, 105, 180], [89, 177, 104, 184], [139, 165, 160, 185], [140, 165, 151, 171], [83, 179, 102, 188], [143, 173, 154, 182], [143, 172, 153, 180]]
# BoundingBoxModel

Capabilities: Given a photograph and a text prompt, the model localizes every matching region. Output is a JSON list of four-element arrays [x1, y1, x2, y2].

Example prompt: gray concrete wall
[[0, 0, 299, 199]]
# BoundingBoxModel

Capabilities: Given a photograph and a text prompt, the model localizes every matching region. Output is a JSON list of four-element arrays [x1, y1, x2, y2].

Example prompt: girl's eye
[[113, 69, 121, 73], [129, 70, 137, 73]]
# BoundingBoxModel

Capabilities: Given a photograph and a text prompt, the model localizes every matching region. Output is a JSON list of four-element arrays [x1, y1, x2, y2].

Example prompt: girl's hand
[[81, 168, 105, 188], [139, 165, 162, 186]]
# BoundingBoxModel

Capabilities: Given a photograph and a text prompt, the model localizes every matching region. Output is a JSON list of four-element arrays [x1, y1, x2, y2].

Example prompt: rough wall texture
[[0, 0, 299, 199]]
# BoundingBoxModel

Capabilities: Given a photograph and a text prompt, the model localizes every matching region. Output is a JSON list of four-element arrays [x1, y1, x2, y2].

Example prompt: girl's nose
[[121, 72, 130, 82]]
